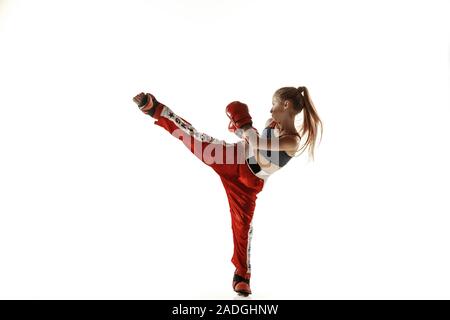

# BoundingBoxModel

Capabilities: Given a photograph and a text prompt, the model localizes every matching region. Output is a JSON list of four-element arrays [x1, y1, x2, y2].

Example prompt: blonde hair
[[274, 86, 323, 160]]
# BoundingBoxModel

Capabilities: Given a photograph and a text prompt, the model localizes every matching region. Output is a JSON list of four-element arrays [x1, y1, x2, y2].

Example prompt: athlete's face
[[270, 95, 286, 122]]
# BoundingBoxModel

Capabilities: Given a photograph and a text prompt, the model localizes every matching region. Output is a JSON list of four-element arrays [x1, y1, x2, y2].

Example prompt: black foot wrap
[[140, 93, 161, 117], [138, 94, 149, 108], [233, 274, 250, 285]]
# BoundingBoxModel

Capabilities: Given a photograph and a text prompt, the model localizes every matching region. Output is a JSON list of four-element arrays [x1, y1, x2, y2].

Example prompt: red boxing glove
[[225, 101, 253, 129]]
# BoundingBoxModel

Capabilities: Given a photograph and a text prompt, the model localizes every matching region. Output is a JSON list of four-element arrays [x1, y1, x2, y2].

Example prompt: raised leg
[[143, 100, 249, 178]]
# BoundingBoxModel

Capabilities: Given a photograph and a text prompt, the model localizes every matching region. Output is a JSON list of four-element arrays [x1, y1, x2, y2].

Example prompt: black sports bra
[[258, 127, 295, 167]]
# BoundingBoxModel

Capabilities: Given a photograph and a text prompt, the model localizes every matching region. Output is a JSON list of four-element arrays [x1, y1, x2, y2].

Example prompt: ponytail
[[274, 86, 323, 161], [295, 86, 323, 161]]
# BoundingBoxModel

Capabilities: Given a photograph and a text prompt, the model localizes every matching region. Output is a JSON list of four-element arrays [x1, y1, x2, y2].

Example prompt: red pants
[[150, 103, 265, 279]]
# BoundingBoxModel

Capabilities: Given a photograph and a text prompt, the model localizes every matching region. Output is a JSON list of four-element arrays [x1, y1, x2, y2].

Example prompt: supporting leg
[[220, 176, 258, 280]]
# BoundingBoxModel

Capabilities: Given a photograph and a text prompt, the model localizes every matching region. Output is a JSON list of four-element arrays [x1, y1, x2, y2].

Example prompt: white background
[[0, 0, 449, 299]]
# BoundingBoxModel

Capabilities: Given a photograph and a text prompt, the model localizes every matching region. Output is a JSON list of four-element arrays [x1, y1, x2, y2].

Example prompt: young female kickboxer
[[132, 86, 323, 296]]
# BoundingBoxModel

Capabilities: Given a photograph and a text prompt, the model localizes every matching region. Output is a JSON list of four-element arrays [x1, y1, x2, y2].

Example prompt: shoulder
[[279, 134, 301, 153]]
